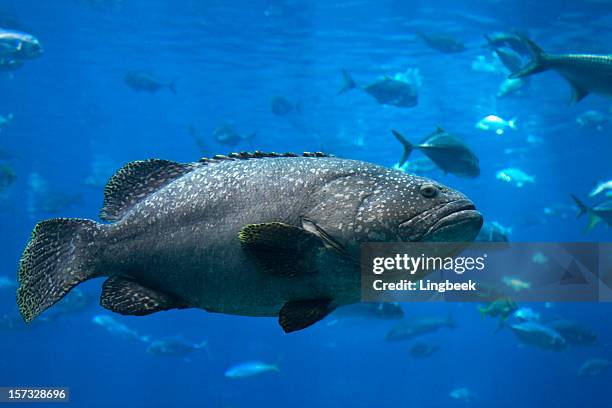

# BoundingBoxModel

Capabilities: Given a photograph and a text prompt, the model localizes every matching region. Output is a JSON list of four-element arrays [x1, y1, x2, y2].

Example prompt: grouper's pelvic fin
[[338, 69, 357, 95], [508, 37, 550, 79], [100, 277, 190, 316], [17, 218, 103, 323], [279, 298, 335, 333], [391, 129, 414, 167]]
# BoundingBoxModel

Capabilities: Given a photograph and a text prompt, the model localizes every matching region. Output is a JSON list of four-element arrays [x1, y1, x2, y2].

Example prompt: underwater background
[[1, 0, 611, 407]]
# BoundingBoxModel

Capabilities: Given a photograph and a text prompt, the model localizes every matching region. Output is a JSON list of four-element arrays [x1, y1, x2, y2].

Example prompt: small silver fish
[[224, 361, 279, 378], [0, 29, 42, 59]]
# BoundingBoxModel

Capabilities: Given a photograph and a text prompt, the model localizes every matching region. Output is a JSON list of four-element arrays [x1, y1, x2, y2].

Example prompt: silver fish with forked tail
[[510, 37, 612, 104]]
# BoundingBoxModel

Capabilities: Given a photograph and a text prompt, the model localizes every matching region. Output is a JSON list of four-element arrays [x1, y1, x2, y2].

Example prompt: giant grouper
[[16, 152, 483, 332]]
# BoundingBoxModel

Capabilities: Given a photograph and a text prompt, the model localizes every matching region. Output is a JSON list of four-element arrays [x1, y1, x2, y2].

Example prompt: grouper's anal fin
[[239, 222, 323, 277], [100, 277, 190, 316], [100, 159, 196, 221], [279, 298, 335, 333]]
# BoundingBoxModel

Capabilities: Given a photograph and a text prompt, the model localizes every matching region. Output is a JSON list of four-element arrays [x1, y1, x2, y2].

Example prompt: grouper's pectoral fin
[[239, 222, 323, 277], [279, 298, 335, 333], [100, 277, 189, 316]]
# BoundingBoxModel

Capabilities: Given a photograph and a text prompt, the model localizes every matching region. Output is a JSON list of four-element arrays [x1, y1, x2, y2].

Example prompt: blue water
[[1, 0, 611, 407]]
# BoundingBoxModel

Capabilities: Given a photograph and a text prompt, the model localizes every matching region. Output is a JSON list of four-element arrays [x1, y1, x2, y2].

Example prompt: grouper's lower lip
[[422, 205, 483, 242]]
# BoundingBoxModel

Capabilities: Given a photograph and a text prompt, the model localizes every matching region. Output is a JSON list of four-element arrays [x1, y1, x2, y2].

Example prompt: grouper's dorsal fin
[[198, 151, 333, 164], [101, 159, 196, 221]]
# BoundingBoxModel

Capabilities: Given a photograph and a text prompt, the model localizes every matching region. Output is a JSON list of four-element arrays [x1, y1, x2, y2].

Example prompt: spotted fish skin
[[510, 37, 612, 103], [17, 153, 482, 332]]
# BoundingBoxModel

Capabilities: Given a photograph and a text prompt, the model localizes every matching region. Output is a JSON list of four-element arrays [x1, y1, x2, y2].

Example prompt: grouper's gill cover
[[16, 151, 483, 333]]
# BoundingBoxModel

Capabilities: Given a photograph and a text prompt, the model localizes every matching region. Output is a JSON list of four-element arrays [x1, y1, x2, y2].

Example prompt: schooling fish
[[385, 314, 455, 341], [146, 338, 208, 357], [578, 358, 610, 376], [338, 69, 420, 108], [392, 128, 480, 178], [409, 343, 439, 359], [225, 361, 279, 378], [270, 96, 300, 116], [417, 32, 466, 54], [589, 180, 612, 198], [16, 152, 482, 333], [124, 71, 176, 94], [212, 123, 255, 147], [510, 37, 612, 104], [546, 319, 598, 346], [510, 321, 567, 351], [0, 28, 42, 60]]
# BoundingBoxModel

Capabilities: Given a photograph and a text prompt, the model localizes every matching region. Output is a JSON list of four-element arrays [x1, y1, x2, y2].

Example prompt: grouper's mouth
[[401, 199, 483, 242]]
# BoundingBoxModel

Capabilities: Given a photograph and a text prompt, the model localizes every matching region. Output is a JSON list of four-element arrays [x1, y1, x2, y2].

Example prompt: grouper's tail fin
[[508, 37, 549, 79], [338, 69, 357, 95], [391, 129, 414, 167], [570, 194, 601, 234], [17, 218, 103, 323]]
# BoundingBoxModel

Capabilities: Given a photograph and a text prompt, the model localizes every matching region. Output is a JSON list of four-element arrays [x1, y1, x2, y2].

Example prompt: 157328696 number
[[0, 387, 69, 403]]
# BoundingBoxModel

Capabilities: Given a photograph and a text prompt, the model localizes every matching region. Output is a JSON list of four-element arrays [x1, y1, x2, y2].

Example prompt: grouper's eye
[[419, 183, 438, 198]]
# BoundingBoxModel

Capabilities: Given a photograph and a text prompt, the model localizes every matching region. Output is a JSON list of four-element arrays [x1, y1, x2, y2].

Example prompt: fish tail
[[338, 69, 357, 95], [508, 37, 549, 79], [585, 213, 602, 234], [571, 194, 589, 219], [17, 218, 104, 323], [391, 129, 414, 167], [508, 117, 518, 130], [168, 80, 178, 94], [571, 194, 601, 234]]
